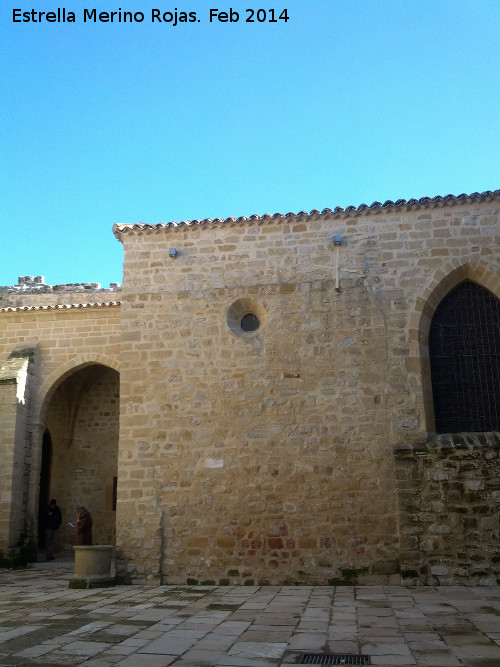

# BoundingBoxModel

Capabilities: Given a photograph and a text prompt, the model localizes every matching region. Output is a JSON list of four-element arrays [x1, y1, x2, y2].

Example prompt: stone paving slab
[[0, 563, 498, 665]]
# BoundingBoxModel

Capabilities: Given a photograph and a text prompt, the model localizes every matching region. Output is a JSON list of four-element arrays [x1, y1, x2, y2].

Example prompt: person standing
[[75, 507, 93, 545], [44, 499, 62, 561]]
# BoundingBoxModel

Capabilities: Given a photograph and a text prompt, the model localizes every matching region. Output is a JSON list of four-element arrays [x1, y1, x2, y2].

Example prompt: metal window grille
[[429, 281, 500, 433]]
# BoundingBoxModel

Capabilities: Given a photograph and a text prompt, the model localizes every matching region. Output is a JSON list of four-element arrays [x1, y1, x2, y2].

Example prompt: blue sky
[[1, 0, 499, 287]]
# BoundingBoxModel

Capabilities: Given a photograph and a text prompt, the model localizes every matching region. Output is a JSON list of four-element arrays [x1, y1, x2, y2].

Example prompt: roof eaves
[[112, 188, 500, 240], [0, 301, 121, 313]]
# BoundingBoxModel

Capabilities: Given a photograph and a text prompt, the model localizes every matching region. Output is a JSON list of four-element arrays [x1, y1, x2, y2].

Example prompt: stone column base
[[69, 545, 114, 589]]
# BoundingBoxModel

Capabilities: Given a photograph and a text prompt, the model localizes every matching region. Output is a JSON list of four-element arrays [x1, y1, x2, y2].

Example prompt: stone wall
[[0, 303, 121, 396], [0, 345, 37, 551], [0, 275, 121, 303], [116, 225, 400, 584], [114, 196, 499, 584], [0, 297, 121, 555], [395, 433, 500, 585]]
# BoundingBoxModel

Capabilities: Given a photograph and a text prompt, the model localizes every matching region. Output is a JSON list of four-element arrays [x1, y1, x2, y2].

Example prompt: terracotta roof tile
[[0, 301, 121, 313], [112, 189, 500, 239]]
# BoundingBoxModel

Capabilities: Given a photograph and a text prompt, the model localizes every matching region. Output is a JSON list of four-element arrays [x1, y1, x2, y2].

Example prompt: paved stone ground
[[0, 559, 499, 666]]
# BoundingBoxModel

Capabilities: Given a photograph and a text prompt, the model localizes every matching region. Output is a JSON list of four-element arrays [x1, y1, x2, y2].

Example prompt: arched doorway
[[40, 364, 119, 554], [429, 280, 500, 433], [37, 429, 53, 549]]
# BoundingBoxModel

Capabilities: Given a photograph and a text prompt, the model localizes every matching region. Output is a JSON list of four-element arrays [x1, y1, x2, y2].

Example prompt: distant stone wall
[[0, 276, 121, 310], [395, 433, 500, 585]]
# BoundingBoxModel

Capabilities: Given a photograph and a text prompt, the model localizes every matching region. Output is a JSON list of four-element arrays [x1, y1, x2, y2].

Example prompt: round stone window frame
[[226, 298, 268, 338]]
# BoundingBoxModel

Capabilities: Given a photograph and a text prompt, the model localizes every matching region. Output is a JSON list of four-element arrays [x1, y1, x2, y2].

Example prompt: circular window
[[227, 298, 267, 337], [241, 313, 260, 332]]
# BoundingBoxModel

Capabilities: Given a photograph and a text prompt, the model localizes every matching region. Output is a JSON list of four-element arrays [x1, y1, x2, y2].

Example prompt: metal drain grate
[[300, 655, 371, 665]]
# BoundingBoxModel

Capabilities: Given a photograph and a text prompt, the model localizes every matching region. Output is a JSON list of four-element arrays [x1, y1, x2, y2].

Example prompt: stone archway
[[407, 261, 500, 432], [40, 364, 119, 555], [429, 281, 500, 433]]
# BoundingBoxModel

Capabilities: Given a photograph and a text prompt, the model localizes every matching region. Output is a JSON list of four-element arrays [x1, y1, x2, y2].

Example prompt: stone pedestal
[[69, 545, 114, 588]]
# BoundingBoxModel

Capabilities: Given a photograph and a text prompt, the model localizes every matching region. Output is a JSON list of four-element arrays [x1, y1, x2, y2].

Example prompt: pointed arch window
[[429, 281, 500, 433]]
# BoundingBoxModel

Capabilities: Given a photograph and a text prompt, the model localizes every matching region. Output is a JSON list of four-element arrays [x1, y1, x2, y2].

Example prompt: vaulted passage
[[429, 281, 500, 433], [42, 364, 119, 552]]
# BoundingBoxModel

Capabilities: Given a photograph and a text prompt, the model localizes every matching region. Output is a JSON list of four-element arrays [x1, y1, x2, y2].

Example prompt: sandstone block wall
[[0, 299, 121, 554], [395, 433, 500, 585], [0, 302, 121, 405], [115, 196, 499, 584], [0, 346, 37, 551]]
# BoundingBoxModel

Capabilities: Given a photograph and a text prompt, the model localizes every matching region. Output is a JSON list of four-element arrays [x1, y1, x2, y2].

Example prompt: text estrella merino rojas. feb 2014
[[11, 8, 200, 23]]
